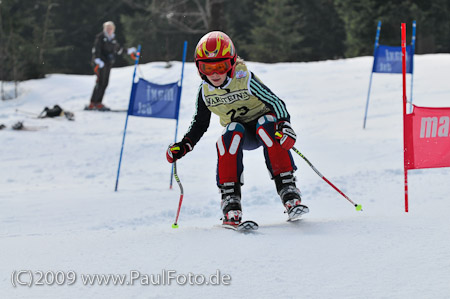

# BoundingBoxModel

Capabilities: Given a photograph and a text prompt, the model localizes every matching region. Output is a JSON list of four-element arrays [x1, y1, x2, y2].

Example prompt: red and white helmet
[[194, 31, 237, 79]]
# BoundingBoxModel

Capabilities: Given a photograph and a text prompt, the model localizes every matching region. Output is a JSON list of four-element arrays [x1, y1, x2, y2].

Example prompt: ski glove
[[94, 58, 105, 68], [276, 121, 296, 150], [166, 138, 193, 163], [127, 47, 137, 55]]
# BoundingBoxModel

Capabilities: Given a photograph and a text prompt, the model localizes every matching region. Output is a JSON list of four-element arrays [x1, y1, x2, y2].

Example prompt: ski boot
[[95, 103, 111, 111], [219, 182, 242, 226], [275, 171, 309, 220], [85, 102, 97, 110], [85, 102, 111, 111], [223, 210, 242, 226], [64, 111, 75, 121]]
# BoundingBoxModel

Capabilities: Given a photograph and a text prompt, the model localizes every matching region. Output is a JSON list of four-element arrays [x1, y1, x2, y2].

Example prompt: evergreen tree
[[245, 0, 303, 62], [50, 0, 133, 74], [4, 0, 450, 79], [1, 0, 42, 80], [412, 0, 450, 53], [334, 0, 450, 56], [295, 0, 345, 61], [246, 0, 345, 62], [121, 0, 226, 64], [223, 0, 258, 60], [334, 0, 379, 57]]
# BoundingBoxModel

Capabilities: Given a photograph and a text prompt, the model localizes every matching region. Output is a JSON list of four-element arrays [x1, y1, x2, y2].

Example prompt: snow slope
[[1, 55, 450, 299]]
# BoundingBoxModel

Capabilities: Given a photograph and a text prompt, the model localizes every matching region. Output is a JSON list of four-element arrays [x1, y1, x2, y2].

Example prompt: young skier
[[166, 31, 308, 226]]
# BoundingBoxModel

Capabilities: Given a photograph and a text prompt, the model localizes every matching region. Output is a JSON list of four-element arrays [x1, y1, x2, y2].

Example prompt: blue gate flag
[[373, 45, 413, 73], [129, 79, 181, 119], [363, 21, 416, 129], [115, 41, 188, 192]]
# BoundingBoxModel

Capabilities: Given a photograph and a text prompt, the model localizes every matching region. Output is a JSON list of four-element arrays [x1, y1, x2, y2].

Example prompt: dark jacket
[[91, 32, 123, 66]]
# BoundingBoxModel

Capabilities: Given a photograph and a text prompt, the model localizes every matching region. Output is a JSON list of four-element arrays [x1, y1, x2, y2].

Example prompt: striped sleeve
[[184, 85, 211, 147], [249, 72, 290, 121]]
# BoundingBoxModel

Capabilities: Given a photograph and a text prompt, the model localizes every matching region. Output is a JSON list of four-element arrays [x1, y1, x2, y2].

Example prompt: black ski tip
[[287, 204, 309, 221], [237, 220, 259, 231], [222, 220, 259, 232]]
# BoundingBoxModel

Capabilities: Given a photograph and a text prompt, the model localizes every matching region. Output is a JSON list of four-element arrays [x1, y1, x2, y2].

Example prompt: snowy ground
[[1, 55, 450, 299]]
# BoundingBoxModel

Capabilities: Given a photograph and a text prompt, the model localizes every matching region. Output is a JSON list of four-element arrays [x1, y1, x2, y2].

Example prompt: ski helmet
[[194, 31, 237, 79]]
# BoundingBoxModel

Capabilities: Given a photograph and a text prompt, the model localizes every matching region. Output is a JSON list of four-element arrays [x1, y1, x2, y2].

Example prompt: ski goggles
[[197, 59, 232, 76]]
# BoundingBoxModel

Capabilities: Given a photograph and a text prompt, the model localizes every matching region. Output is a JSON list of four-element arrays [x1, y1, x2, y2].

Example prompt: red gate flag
[[405, 105, 450, 170]]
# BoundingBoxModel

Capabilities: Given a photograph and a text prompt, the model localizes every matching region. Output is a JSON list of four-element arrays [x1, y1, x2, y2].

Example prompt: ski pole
[[171, 157, 184, 228], [15, 109, 39, 117], [275, 132, 362, 211]]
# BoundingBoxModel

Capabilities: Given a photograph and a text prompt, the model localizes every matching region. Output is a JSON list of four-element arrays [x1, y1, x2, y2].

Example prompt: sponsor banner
[[129, 79, 180, 119], [405, 105, 450, 170], [373, 45, 413, 74]]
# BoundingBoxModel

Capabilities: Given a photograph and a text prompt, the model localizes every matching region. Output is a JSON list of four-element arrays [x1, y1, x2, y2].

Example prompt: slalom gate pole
[[409, 20, 416, 113], [114, 44, 141, 192], [275, 133, 362, 211], [363, 20, 382, 129], [171, 159, 184, 228], [401, 23, 409, 212]]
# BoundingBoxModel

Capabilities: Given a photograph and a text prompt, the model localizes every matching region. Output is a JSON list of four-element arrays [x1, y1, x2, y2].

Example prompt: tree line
[[1, 0, 450, 82]]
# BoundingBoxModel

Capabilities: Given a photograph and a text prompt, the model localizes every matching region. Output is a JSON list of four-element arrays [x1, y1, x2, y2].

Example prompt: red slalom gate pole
[[401, 23, 409, 213]]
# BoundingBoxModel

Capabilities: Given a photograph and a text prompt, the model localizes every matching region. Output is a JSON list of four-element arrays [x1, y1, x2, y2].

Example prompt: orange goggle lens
[[198, 60, 232, 76]]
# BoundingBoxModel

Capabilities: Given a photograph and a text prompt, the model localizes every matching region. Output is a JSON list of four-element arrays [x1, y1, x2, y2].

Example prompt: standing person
[[166, 31, 308, 227], [87, 21, 136, 111]]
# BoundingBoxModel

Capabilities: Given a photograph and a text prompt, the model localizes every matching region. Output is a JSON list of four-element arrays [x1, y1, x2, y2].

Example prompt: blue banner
[[129, 79, 181, 119], [373, 45, 413, 73]]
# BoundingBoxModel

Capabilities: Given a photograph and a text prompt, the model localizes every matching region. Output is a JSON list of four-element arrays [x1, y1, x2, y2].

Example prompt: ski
[[287, 204, 309, 222], [222, 220, 259, 232], [63, 111, 75, 121], [7, 121, 48, 131], [84, 105, 127, 112], [16, 108, 75, 121]]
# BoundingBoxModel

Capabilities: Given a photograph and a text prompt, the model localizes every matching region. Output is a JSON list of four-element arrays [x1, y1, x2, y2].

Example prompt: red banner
[[405, 105, 450, 170]]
